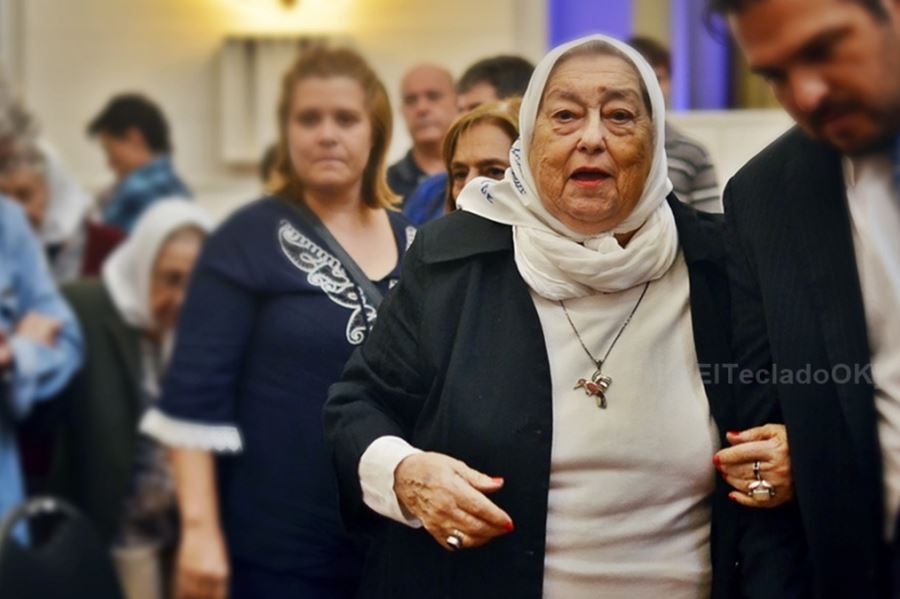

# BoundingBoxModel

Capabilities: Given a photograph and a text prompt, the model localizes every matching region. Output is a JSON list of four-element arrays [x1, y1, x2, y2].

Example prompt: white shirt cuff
[[358, 435, 423, 528]]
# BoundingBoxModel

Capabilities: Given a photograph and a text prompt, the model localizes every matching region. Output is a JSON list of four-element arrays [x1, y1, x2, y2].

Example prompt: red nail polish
[[727, 431, 740, 436], [712, 455, 721, 467], [727, 493, 738, 503], [504, 521, 515, 532], [491, 477, 504, 484]]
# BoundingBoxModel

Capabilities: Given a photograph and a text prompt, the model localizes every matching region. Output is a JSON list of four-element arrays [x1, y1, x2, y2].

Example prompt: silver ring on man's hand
[[446, 530, 464, 550], [747, 478, 776, 500]]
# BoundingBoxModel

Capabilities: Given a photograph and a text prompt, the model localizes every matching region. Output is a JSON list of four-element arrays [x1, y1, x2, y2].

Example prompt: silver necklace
[[558, 281, 651, 408]]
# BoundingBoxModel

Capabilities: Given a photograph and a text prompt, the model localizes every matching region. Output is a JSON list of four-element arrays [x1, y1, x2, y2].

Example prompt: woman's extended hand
[[714, 424, 794, 508], [174, 522, 229, 599], [394, 452, 514, 551]]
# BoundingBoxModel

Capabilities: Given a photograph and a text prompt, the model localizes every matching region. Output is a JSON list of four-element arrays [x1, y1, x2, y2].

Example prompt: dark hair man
[[711, 0, 900, 595], [628, 36, 721, 212], [88, 94, 191, 233], [456, 55, 535, 112]]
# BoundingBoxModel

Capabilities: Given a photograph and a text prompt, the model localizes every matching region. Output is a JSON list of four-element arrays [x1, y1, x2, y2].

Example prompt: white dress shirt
[[844, 153, 900, 540]]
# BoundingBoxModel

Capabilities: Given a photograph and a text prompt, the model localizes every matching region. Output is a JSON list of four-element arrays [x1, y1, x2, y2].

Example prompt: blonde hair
[[442, 97, 521, 211], [271, 46, 399, 210]]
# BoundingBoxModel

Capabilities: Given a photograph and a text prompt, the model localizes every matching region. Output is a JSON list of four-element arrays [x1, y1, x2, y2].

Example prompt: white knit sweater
[[535, 252, 718, 598]]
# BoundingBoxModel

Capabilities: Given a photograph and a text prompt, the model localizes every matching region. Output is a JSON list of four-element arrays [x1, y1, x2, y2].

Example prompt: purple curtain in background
[[547, 0, 732, 110], [548, 0, 633, 46], [670, 0, 731, 109]]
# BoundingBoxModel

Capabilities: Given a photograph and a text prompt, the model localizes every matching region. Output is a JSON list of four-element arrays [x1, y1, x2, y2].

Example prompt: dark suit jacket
[[325, 196, 798, 598], [49, 280, 143, 543], [725, 127, 884, 597]]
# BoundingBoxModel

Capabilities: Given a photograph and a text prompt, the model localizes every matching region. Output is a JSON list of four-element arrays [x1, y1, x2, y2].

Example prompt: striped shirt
[[666, 123, 720, 213]]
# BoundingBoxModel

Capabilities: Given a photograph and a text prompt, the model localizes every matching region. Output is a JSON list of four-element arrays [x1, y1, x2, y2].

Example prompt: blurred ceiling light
[[221, 0, 355, 34]]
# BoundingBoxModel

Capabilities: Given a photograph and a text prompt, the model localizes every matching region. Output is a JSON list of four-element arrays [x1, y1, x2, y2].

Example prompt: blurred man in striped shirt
[[629, 37, 721, 213]]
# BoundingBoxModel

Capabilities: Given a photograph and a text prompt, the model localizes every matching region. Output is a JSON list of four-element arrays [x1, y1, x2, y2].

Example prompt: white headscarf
[[38, 141, 91, 246], [102, 199, 212, 331], [456, 34, 678, 300]]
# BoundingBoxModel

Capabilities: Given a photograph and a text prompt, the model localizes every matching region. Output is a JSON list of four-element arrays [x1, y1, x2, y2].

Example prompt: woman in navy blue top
[[141, 47, 413, 599]]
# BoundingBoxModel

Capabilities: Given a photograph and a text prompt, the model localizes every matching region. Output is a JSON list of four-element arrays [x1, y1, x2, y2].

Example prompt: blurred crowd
[[1, 0, 896, 596], [0, 35, 719, 599]]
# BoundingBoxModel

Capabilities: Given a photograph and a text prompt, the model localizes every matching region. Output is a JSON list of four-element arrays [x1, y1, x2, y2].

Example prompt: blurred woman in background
[[51, 200, 211, 599], [0, 140, 124, 282], [403, 98, 520, 225], [141, 47, 414, 599], [0, 76, 122, 284], [444, 97, 520, 211]]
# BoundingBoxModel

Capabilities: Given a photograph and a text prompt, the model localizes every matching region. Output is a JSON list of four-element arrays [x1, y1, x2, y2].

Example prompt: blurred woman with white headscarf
[[50, 200, 212, 599], [0, 74, 122, 283]]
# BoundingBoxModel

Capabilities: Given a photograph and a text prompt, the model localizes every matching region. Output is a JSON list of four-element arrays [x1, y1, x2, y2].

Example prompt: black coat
[[325, 196, 792, 598], [725, 127, 885, 597], [48, 280, 144, 544]]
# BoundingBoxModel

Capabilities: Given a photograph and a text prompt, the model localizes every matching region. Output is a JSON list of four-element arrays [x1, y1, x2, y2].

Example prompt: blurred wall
[[18, 0, 546, 219], [13, 0, 790, 221], [633, 0, 670, 43]]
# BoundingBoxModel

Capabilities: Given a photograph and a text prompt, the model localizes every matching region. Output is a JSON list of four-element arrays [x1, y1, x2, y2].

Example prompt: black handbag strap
[[282, 198, 385, 307]]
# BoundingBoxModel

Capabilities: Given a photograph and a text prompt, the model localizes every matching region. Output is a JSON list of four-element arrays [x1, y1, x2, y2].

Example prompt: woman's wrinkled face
[[449, 122, 514, 203], [287, 76, 373, 195], [148, 230, 204, 336], [529, 52, 653, 235]]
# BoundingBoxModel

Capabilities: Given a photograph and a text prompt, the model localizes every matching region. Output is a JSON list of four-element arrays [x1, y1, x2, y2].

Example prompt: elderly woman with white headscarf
[[324, 35, 805, 599], [0, 73, 116, 284], [50, 200, 211, 599]]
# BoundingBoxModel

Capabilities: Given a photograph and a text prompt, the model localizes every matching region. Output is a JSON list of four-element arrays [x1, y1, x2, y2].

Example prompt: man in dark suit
[[709, 0, 900, 596]]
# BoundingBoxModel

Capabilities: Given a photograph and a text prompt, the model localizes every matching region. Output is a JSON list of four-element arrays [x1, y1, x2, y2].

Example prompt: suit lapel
[[670, 197, 735, 430], [786, 138, 879, 475]]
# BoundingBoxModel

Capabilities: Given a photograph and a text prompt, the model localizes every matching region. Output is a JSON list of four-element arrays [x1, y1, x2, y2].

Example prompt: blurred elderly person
[[140, 47, 414, 599], [0, 75, 117, 284], [325, 35, 800, 599], [387, 64, 458, 200], [0, 196, 83, 538], [404, 98, 520, 224], [49, 200, 211, 599], [0, 140, 124, 283], [87, 93, 191, 233]]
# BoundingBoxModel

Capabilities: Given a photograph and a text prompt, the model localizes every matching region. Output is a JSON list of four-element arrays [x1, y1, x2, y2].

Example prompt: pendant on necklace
[[573, 369, 612, 409]]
